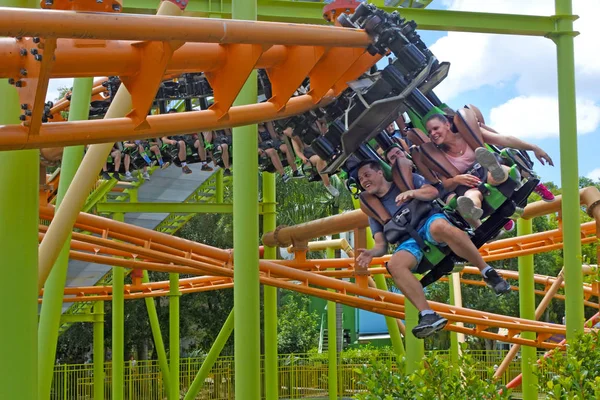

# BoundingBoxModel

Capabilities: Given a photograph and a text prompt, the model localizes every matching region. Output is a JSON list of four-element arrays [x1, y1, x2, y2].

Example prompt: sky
[[45, 0, 599, 186]]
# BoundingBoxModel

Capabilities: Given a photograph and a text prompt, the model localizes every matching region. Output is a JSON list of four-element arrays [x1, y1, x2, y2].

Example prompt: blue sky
[[405, 0, 600, 187]]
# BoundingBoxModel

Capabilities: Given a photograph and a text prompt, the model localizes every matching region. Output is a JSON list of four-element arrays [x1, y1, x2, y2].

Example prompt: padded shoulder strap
[[409, 147, 440, 184], [466, 104, 485, 124], [453, 108, 485, 150], [359, 192, 392, 226], [406, 128, 430, 146], [391, 158, 416, 193], [419, 142, 461, 179], [480, 123, 498, 134]]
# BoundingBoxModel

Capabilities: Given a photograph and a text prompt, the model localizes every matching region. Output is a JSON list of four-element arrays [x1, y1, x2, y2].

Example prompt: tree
[[277, 291, 320, 354]]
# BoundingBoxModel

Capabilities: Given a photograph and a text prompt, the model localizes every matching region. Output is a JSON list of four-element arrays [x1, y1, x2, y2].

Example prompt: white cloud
[[489, 95, 600, 139], [586, 168, 600, 182], [429, 0, 600, 102]]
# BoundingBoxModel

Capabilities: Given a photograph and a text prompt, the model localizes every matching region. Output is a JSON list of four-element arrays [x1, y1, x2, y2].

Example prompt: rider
[[355, 160, 511, 339], [424, 113, 554, 229]]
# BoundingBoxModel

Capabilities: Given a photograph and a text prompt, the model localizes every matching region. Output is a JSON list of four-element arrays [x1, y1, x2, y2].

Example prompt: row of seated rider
[[258, 120, 341, 197], [354, 108, 556, 339], [99, 109, 225, 181], [376, 110, 555, 233]]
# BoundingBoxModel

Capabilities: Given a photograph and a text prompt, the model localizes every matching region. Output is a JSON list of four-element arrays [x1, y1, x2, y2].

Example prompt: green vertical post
[[554, 0, 584, 338], [517, 218, 538, 399], [216, 168, 224, 203], [93, 301, 105, 400], [365, 233, 405, 358], [142, 271, 170, 393], [262, 172, 278, 400], [169, 273, 180, 400], [232, 0, 260, 398], [112, 212, 125, 400], [404, 303, 424, 373], [184, 310, 235, 400], [326, 248, 338, 400], [448, 274, 460, 364], [352, 197, 405, 357], [0, 62, 38, 400], [38, 77, 93, 400]]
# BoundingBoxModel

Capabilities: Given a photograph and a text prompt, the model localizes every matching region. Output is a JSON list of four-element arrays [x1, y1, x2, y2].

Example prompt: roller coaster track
[[36, 195, 600, 350]]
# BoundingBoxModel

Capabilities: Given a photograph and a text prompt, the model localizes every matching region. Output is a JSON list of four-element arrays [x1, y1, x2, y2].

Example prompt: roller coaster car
[[407, 107, 539, 248], [358, 158, 470, 288]]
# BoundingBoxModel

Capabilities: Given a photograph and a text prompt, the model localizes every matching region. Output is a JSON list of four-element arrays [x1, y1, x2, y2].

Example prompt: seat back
[[453, 108, 485, 150], [418, 142, 462, 179], [406, 128, 430, 147], [409, 146, 440, 184], [359, 192, 392, 226], [391, 157, 417, 193]]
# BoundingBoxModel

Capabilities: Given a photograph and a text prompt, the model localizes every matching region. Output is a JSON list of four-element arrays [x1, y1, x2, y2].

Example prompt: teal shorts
[[394, 213, 449, 270]]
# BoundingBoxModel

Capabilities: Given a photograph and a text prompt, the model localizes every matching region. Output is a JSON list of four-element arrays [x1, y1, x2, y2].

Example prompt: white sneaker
[[325, 185, 339, 197]]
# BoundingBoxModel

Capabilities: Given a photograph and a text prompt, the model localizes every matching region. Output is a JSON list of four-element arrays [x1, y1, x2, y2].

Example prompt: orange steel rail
[[38, 205, 589, 350], [0, 9, 380, 149], [0, 8, 372, 46]]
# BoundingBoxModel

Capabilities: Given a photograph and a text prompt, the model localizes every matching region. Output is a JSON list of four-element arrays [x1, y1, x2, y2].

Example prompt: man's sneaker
[[475, 147, 508, 183], [201, 163, 213, 172], [182, 165, 192, 174], [223, 168, 232, 177], [483, 268, 511, 295], [457, 196, 483, 221], [503, 219, 515, 232], [101, 171, 112, 180], [534, 183, 555, 202], [282, 173, 291, 183], [122, 172, 136, 182], [292, 170, 304, 179], [412, 312, 448, 339], [325, 185, 340, 197], [142, 171, 150, 181]]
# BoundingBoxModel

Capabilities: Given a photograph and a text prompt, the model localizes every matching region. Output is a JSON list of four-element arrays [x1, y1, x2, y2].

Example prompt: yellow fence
[[50, 350, 543, 399]]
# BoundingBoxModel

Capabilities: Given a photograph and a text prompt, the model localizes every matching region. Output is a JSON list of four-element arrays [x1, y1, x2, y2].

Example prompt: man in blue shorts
[[355, 160, 511, 339]]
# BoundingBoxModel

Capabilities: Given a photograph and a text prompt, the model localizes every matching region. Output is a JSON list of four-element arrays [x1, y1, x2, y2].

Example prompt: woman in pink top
[[424, 114, 554, 229]]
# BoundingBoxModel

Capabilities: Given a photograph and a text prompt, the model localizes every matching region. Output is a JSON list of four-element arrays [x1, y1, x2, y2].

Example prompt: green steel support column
[[554, 0, 584, 338], [262, 172, 278, 400], [184, 310, 235, 400], [93, 301, 105, 400], [404, 303, 424, 373], [169, 273, 180, 400], [216, 168, 224, 204], [365, 233, 405, 358], [448, 274, 460, 364], [232, 0, 260, 398], [112, 212, 125, 400], [517, 219, 538, 399], [0, 64, 38, 400], [326, 248, 338, 400], [352, 197, 404, 357], [142, 270, 170, 393], [38, 77, 93, 400]]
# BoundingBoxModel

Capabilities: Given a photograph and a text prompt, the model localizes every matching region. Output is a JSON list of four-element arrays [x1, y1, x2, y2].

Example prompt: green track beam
[[169, 273, 181, 400], [143, 270, 170, 393], [122, 0, 569, 37], [93, 301, 105, 400], [184, 310, 234, 400], [38, 77, 93, 400], [326, 247, 338, 400], [0, 44, 38, 400], [112, 212, 125, 400], [517, 219, 538, 399], [554, 0, 584, 338], [232, 0, 260, 398], [262, 172, 278, 400]]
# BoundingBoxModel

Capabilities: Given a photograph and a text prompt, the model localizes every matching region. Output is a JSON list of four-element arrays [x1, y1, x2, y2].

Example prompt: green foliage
[[537, 331, 600, 399], [354, 349, 511, 400], [277, 292, 320, 354]]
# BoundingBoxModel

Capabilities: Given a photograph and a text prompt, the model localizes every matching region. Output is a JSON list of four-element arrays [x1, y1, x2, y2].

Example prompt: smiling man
[[355, 160, 511, 338]]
